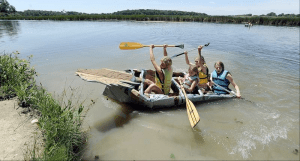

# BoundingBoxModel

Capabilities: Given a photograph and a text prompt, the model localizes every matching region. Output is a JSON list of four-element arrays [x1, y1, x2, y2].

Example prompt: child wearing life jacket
[[178, 65, 199, 93], [210, 61, 241, 98], [184, 45, 210, 93], [144, 44, 173, 96]]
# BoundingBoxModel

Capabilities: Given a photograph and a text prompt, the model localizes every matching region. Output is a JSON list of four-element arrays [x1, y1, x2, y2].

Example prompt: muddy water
[[1, 20, 299, 160]]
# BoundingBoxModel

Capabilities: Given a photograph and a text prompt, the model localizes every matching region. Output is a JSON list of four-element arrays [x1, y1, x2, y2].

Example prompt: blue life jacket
[[212, 70, 230, 94]]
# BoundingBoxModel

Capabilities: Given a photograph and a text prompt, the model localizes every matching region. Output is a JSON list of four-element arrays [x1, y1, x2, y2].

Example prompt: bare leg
[[145, 84, 164, 94], [143, 79, 153, 90]]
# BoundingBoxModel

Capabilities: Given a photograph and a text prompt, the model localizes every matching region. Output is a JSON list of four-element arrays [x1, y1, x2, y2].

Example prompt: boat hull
[[102, 69, 235, 109]]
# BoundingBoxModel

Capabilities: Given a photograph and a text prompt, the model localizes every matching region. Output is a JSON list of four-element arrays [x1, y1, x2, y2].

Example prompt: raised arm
[[226, 74, 241, 98], [184, 51, 192, 65], [163, 44, 168, 56], [198, 45, 207, 73], [150, 45, 161, 72]]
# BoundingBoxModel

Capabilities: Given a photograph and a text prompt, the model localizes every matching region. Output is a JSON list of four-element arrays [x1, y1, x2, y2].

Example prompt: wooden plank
[[76, 69, 138, 88], [77, 68, 133, 81]]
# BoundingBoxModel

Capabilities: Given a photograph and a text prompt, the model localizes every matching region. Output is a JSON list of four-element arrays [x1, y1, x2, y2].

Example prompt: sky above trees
[[6, 0, 299, 15]]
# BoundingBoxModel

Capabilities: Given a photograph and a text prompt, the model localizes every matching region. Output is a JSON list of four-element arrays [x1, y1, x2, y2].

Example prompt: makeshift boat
[[76, 68, 236, 109]]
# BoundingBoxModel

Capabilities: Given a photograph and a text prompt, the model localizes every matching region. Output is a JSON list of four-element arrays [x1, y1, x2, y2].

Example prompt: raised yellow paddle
[[179, 78, 200, 128], [119, 42, 184, 50]]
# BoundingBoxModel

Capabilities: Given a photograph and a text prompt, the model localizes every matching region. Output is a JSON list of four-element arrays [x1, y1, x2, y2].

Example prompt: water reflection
[[192, 127, 205, 144], [0, 21, 20, 38]]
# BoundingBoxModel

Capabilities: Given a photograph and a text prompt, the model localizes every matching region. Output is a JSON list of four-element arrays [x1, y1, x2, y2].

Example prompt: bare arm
[[198, 45, 207, 74], [163, 44, 168, 56], [185, 79, 199, 93], [208, 74, 213, 87], [184, 51, 192, 65], [150, 45, 161, 72], [226, 74, 241, 98]]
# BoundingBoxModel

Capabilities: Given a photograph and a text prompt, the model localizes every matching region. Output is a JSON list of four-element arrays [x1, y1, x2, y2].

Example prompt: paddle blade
[[176, 44, 184, 49], [119, 42, 144, 50], [186, 99, 200, 128]]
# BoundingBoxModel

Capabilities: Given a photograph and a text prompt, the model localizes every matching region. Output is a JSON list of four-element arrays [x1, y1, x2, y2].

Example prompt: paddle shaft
[[119, 42, 184, 50], [211, 80, 237, 96], [171, 43, 210, 59], [144, 44, 182, 48]]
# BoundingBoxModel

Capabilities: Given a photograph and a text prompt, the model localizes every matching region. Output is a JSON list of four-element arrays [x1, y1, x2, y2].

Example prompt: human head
[[194, 56, 206, 66], [214, 61, 225, 74], [160, 56, 172, 69], [188, 64, 198, 76]]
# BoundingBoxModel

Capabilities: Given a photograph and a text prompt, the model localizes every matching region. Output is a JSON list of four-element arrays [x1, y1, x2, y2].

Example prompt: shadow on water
[[0, 21, 20, 38], [93, 94, 258, 133], [94, 102, 138, 133]]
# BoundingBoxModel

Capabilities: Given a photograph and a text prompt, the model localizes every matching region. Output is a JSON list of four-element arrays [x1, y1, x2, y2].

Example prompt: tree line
[[0, 0, 299, 26], [112, 9, 208, 16], [2, 8, 299, 18]]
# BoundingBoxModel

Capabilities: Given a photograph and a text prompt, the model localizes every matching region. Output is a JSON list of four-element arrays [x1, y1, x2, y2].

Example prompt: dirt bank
[[0, 97, 43, 160]]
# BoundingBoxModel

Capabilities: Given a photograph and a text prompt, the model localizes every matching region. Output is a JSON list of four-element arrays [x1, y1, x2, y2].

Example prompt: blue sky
[[8, 0, 299, 15]]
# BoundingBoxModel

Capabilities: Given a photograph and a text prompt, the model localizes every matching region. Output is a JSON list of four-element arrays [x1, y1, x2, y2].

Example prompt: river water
[[1, 20, 299, 160]]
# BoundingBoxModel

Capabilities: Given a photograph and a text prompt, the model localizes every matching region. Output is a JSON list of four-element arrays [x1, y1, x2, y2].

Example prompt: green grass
[[0, 51, 89, 160]]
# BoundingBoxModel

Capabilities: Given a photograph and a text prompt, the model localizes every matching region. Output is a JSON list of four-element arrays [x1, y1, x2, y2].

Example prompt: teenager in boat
[[184, 45, 210, 93], [210, 61, 241, 98], [178, 64, 199, 93], [144, 44, 173, 96]]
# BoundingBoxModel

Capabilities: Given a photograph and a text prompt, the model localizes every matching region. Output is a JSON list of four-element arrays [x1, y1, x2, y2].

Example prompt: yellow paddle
[[179, 78, 200, 128], [119, 42, 184, 50]]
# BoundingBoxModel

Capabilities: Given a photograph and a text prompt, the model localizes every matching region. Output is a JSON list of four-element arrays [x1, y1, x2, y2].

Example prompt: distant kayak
[[245, 23, 253, 27]]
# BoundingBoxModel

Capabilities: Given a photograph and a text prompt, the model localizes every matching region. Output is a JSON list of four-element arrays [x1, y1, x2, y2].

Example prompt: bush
[[0, 51, 88, 160]]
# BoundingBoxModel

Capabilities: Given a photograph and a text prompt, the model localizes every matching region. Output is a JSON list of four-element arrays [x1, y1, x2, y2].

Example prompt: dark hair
[[214, 61, 225, 70]]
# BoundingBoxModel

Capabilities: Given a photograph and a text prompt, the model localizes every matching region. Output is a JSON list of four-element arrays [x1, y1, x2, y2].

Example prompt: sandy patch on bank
[[0, 97, 43, 160]]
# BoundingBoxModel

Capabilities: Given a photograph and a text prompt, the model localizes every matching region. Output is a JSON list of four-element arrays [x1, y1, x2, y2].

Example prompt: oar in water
[[171, 43, 210, 59], [119, 42, 184, 50], [179, 78, 200, 128]]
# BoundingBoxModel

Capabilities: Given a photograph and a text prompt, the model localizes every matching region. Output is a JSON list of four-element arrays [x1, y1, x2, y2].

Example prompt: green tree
[[8, 5, 15, 12], [0, 0, 16, 13], [0, 0, 9, 12], [267, 12, 277, 16]]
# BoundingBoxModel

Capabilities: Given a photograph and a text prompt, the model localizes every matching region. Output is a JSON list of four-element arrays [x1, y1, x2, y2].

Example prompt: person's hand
[[178, 76, 183, 85], [236, 92, 241, 98], [163, 44, 167, 49], [184, 51, 188, 55], [198, 45, 203, 51], [150, 44, 155, 49]]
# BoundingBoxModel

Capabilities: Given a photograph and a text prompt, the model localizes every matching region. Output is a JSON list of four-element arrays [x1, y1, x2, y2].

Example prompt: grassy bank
[[0, 51, 87, 160], [1, 14, 299, 26]]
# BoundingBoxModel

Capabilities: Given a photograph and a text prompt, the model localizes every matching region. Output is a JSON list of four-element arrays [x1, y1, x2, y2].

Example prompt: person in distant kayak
[[184, 45, 210, 93], [178, 64, 199, 93], [210, 61, 241, 98], [144, 44, 173, 95]]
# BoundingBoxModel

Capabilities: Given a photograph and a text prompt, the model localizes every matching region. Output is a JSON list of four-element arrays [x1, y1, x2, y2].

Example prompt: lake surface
[[1, 20, 299, 160]]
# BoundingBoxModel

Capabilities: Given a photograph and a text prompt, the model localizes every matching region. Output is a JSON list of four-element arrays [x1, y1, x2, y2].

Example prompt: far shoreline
[[1, 15, 299, 27]]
